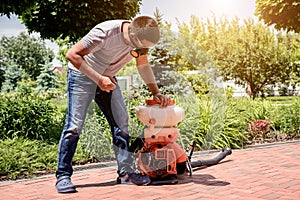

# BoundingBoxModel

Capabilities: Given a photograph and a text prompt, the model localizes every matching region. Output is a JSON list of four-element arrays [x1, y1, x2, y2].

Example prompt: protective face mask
[[128, 32, 149, 58]]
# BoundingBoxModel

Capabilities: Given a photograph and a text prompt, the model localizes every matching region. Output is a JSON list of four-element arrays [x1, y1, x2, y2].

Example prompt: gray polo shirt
[[68, 20, 133, 76]]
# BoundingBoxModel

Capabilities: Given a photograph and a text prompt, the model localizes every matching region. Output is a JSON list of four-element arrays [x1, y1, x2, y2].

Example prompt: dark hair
[[128, 16, 160, 44]]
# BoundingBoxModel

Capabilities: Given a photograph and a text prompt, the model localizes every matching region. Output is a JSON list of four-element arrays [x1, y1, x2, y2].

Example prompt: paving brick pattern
[[1, 141, 299, 200]]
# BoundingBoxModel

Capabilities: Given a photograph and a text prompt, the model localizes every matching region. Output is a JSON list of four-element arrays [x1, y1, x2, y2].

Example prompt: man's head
[[128, 16, 160, 47]]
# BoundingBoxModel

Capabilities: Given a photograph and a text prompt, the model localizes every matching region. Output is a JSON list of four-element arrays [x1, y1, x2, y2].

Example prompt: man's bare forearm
[[137, 63, 160, 95], [77, 61, 103, 85]]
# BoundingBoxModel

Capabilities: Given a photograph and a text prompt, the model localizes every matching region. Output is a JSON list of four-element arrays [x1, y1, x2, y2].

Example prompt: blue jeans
[[56, 69, 133, 179]]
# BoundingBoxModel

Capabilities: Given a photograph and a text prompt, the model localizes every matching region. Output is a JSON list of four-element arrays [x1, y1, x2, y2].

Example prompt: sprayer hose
[[190, 148, 232, 168]]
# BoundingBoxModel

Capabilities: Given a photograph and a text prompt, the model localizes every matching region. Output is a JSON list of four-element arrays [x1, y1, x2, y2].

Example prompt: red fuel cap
[[145, 99, 175, 105]]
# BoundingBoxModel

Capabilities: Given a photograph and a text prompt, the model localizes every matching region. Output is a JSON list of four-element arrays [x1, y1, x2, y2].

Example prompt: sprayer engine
[[135, 100, 187, 179]]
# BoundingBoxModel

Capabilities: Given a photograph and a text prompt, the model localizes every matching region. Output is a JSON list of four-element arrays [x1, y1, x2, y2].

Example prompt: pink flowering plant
[[247, 119, 271, 142]]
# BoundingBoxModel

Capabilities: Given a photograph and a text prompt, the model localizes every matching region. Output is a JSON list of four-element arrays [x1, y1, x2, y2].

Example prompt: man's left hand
[[153, 93, 171, 107]]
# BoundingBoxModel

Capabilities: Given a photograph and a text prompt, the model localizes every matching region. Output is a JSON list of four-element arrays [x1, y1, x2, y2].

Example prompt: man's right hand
[[98, 76, 116, 92]]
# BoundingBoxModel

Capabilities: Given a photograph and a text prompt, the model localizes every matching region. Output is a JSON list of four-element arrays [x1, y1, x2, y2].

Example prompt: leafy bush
[[234, 98, 273, 121], [0, 93, 63, 141], [230, 97, 300, 144], [217, 100, 248, 149], [0, 137, 89, 179], [273, 98, 300, 137], [248, 119, 271, 141], [176, 94, 202, 150], [189, 95, 247, 150]]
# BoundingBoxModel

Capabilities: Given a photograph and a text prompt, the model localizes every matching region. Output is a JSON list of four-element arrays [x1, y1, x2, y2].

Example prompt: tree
[[1, 62, 27, 93], [0, 0, 36, 17], [0, 32, 54, 83], [177, 16, 299, 99], [1, 0, 142, 42], [173, 17, 218, 97], [147, 9, 192, 96], [255, 0, 300, 33], [150, 9, 179, 68], [35, 62, 59, 92]]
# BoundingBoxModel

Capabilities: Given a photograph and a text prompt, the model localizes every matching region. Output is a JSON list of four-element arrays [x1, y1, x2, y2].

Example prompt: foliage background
[[0, 0, 299, 180]]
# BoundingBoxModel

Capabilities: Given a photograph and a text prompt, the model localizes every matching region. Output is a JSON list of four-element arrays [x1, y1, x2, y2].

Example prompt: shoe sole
[[57, 187, 77, 193]]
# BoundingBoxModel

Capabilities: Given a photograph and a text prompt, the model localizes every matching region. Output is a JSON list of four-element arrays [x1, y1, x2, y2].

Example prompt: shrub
[[273, 98, 300, 137], [176, 94, 202, 150], [218, 100, 248, 149], [0, 93, 63, 141], [235, 97, 300, 144], [248, 119, 271, 141], [177, 92, 247, 151]]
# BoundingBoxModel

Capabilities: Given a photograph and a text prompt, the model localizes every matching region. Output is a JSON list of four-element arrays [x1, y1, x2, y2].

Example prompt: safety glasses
[[128, 33, 149, 58]]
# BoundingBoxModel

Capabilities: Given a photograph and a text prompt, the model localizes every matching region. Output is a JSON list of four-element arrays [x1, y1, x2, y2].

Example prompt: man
[[55, 16, 170, 193]]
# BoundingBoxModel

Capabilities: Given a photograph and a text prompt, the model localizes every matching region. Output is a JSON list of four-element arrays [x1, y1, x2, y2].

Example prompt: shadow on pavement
[[75, 173, 230, 188], [76, 180, 116, 188], [179, 174, 230, 186], [75, 159, 232, 188]]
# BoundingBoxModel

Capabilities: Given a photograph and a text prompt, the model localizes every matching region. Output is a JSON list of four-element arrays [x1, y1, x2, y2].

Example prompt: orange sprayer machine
[[133, 99, 231, 184]]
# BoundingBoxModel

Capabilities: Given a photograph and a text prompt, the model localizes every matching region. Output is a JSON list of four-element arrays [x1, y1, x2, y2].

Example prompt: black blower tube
[[191, 148, 232, 168]]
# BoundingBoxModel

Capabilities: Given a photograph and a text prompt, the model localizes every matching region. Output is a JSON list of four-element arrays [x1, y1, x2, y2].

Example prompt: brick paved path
[[1, 141, 299, 200]]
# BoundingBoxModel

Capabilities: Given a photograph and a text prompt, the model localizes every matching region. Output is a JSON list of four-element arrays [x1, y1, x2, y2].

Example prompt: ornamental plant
[[247, 119, 271, 142]]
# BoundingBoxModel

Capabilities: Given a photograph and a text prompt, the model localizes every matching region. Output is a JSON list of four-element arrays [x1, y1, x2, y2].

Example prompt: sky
[[139, 0, 256, 28], [0, 0, 256, 65]]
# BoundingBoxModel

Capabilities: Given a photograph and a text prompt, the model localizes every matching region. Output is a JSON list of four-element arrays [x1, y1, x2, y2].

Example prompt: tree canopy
[[0, 0, 35, 17], [177, 16, 299, 99], [1, 0, 142, 42], [255, 0, 300, 33]]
